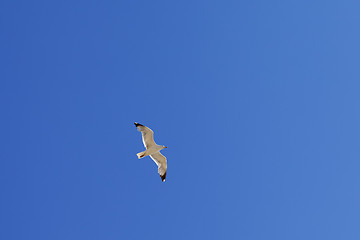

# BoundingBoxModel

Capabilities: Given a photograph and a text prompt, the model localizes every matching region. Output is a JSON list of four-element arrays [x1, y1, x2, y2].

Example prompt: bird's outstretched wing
[[134, 122, 156, 149], [150, 152, 167, 182]]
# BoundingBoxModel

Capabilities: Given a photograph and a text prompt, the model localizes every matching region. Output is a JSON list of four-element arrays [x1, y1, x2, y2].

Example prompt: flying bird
[[134, 122, 168, 182]]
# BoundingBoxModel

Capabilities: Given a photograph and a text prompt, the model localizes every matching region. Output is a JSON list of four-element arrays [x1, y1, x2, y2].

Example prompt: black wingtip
[[134, 122, 143, 127], [160, 172, 167, 182]]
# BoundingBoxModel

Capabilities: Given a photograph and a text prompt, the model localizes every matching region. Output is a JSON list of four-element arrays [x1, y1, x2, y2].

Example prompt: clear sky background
[[1, 0, 360, 239]]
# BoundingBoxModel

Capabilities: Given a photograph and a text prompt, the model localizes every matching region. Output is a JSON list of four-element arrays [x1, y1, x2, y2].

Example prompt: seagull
[[134, 122, 168, 182]]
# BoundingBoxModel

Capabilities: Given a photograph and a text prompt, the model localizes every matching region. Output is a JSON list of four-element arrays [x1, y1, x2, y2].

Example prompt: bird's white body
[[134, 122, 168, 182], [137, 145, 166, 159]]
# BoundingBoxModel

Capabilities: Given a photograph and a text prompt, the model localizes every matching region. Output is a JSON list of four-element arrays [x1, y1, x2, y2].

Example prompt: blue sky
[[1, 0, 360, 239]]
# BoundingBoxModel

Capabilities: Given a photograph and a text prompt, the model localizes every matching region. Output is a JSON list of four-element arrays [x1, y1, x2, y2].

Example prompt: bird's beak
[[165, 146, 168, 148]]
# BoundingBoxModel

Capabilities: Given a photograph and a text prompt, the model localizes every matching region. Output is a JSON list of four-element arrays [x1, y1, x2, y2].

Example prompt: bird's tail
[[137, 150, 147, 159]]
